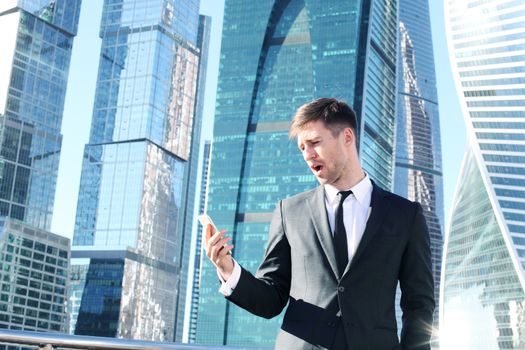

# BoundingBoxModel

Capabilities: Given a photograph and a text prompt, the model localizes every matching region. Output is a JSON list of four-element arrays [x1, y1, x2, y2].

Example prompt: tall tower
[[0, 0, 81, 230], [175, 14, 212, 343], [441, 0, 525, 348], [70, 0, 203, 341], [187, 140, 212, 343], [196, 0, 399, 347], [0, 0, 80, 333], [394, 0, 443, 330]]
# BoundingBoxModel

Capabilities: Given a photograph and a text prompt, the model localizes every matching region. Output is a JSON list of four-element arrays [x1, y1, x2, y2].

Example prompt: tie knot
[[338, 190, 353, 202]]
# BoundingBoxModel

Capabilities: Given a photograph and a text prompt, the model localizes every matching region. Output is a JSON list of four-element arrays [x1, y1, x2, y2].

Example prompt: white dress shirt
[[219, 175, 373, 296], [323, 174, 373, 266]]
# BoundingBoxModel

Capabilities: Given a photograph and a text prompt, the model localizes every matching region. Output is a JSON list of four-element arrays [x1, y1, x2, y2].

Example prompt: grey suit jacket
[[227, 183, 435, 350]]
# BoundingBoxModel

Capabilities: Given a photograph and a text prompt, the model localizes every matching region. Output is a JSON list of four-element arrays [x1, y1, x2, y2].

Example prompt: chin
[[315, 177, 327, 185]]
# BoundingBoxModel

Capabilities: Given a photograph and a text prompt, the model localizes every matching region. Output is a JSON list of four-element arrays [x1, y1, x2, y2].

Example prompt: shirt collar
[[324, 174, 372, 207]]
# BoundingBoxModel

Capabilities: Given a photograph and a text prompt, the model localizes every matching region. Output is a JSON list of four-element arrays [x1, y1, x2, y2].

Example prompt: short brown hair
[[289, 98, 358, 140]]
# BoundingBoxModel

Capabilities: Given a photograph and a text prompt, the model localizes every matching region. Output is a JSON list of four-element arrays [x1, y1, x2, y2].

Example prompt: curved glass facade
[[442, 149, 525, 349], [442, 0, 525, 348], [196, 0, 398, 347]]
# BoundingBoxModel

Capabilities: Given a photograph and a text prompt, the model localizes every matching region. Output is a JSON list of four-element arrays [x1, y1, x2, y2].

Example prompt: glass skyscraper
[[187, 140, 212, 343], [0, 0, 80, 230], [175, 14, 211, 343], [0, 0, 80, 334], [394, 0, 443, 332], [441, 0, 525, 348], [70, 0, 204, 342], [196, 0, 399, 347]]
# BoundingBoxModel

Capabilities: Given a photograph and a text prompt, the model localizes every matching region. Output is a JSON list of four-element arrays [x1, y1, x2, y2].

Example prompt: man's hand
[[204, 224, 234, 280]]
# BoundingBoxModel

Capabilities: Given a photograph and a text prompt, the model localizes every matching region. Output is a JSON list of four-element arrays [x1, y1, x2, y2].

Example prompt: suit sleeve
[[399, 202, 435, 350], [226, 200, 291, 319]]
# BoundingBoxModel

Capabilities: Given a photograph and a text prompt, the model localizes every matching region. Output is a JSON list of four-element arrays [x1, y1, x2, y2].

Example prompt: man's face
[[297, 120, 353, 189]]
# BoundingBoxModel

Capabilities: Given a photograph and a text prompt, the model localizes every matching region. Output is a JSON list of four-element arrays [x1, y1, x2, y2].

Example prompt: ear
[[343, 127, 355, 146]]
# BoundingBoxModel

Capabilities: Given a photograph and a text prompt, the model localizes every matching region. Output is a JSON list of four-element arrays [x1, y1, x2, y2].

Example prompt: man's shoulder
[[373, 184, 420, 210], [281, 186, 320, 205]]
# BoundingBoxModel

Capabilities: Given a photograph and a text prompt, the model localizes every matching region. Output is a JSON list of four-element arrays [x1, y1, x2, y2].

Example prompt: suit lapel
[[345, 183, 390, 275], [306, 186, 340, 278]]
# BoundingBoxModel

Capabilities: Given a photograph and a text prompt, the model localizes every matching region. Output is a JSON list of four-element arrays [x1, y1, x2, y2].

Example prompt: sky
[[51, 0, 466, 238]]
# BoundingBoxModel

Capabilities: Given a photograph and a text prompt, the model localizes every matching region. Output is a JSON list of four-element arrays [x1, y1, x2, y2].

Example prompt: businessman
[[205, 98, 435, 349]]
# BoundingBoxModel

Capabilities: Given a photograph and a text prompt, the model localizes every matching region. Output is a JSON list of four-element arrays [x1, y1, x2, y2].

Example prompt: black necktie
[[334, 190, 352, 276]]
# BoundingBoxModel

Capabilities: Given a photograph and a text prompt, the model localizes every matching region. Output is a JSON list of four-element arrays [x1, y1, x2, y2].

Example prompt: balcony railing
[[0, 330, 267, 350]]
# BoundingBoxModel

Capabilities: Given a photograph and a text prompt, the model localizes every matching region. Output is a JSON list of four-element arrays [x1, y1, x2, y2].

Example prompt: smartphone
[[197, 214, 218, 237], [197, 214, 231, 254]]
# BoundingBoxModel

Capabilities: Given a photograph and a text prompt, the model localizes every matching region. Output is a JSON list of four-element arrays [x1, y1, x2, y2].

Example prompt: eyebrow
[[304, 136, 321, 143], [298, 136, 321, 148]]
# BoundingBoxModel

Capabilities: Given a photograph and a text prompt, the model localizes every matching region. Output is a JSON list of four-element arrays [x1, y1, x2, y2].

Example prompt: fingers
[[206, 226, 225, 248], [213, 242, 234, 266], [205, 228, 234, 269], [211, 235, 232, 259], [205, 222, 216, 241]]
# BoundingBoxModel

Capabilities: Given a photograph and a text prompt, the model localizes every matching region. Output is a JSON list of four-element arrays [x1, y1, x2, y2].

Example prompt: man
[[205, 98, 434, 349]]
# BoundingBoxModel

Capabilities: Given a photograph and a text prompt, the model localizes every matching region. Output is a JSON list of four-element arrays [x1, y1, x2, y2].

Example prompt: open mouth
[[311, 164, 323, 174]]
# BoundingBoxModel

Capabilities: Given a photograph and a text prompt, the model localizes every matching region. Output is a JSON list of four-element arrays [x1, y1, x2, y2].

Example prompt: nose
[[303, 145, 317, 161]]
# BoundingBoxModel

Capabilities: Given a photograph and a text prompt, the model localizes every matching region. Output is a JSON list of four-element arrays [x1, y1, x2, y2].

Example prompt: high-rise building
[[394, 0, 443, 331], [175, 14, 211, 343], [441, 0, 525, 348], [0, 1, 80, 230], [187, 140, 212, 343], [196, 0, 399, 347], [0, 218, 69, 332], [69, 0, 204, 341], [0, 0, 80, 334]]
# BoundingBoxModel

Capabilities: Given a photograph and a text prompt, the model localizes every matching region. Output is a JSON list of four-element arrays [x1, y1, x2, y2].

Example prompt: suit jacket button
[[338, 286, 345, 292], [328, 322, 336, 328]]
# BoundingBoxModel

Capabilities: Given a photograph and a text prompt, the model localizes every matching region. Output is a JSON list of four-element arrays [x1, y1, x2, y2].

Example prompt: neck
[[335, 168, 366, 191]]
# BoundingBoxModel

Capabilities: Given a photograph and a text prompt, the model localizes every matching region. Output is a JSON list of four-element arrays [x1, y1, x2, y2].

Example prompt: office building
[[0, 218, 69, 332], [70, 0, 204, 341], [187, 140, 212, 343], [394, 0, 444, 331], [196, 0, 399, 346], [0, 0, 80, 334], [0, 0, 80, 230], [175, 15, 211, 343], [441, 0, 525, 348]]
